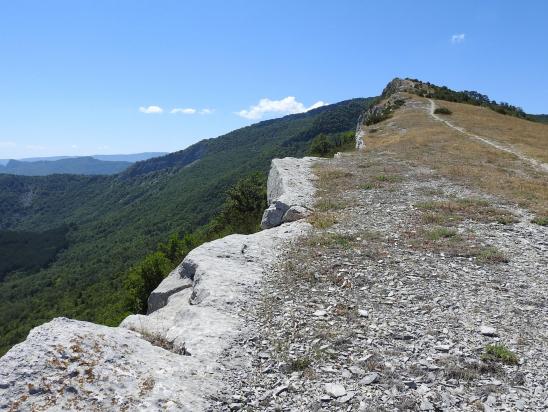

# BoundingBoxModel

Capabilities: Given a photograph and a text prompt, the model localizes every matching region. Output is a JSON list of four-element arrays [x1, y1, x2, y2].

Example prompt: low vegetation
[[434, 107, 452, 115], [482, 344, 519, 365], [423, 226, 459, 241], [475, 247, 508, 264], [308, 131, 355, 157], [416, 198, 517, 225], [364, 98, 405, 126], [308, 212, 337, 229], [406, 78, 531, 121], [531, 215, 548, 226]]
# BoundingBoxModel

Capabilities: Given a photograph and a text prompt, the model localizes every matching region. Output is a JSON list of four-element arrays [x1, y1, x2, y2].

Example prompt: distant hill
[[0, 153, 167, 176], [0, 157, 132, 176], [0, 97, 375, 354]]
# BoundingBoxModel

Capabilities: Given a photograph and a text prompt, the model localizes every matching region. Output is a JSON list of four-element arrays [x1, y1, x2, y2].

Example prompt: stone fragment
[[360, 372, 379, 385], [358, 309, 369, 318], [324, 383, 346, 398], [480, 325, 498, 337]]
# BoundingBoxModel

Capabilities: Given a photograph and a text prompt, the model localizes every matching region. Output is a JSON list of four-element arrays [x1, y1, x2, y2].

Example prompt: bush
[[309, 131, 355, 157], [434, 107, 452, 115], [482, 344, 519, 365], [309, 134, 334, 157], [531, 215, 548, 226], [126, 252, 172, 313]]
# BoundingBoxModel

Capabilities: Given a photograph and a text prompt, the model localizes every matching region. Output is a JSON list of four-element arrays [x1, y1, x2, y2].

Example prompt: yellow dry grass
[[363, 97, 548, 219], [432, 99, 548, 163]]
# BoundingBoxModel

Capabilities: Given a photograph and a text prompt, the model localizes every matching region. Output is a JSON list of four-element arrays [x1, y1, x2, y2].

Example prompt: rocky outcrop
[[380, 77, 417, 97], [0, 157, 317, 412], [260, 157, 318, 229], [355, 78, 412, 149]]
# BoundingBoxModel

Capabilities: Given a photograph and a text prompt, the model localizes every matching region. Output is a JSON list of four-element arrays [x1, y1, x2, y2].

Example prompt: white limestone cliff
[[0, 157, 318, 412]]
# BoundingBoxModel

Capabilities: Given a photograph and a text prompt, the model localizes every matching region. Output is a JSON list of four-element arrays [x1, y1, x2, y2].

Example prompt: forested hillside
[[0, 97, 375, 354]]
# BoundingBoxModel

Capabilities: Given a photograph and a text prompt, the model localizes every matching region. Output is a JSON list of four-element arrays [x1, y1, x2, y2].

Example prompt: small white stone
[[480, 325, 498, 337], [324, 383, 346, 398], [358, 309, 369, 318]]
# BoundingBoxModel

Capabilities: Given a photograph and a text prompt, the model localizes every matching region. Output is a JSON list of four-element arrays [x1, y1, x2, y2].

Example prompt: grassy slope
[[0, 97, 375, 354], [362, 93, 548, 218]]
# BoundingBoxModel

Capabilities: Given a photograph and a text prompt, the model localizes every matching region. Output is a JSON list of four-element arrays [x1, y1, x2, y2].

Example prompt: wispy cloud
[[451, 33, 465, 44], [139, 105, 163, 114], [170, 107, 214, 115], [0, 141, 16, 148], [237, 96, 327, 120], [170, 108, 197, 115]]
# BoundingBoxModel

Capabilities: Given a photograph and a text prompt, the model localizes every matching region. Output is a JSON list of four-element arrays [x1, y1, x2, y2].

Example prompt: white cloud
[[171, 108, 197, 115], [237, 96, 327, 120], [200, 108, 214, 115], [139, 105, 163, 114], [0, 141, 16, 148], [451, 33, 465, 44]]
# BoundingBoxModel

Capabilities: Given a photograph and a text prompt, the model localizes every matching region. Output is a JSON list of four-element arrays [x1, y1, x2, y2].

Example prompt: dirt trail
[[428, 99, 548, 173]]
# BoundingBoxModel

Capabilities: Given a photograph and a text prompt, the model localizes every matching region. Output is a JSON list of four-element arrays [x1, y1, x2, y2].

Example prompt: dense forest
[[0, 97, 375, 355]]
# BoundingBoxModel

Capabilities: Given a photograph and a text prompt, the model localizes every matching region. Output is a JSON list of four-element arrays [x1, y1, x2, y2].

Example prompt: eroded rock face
[[0, 157, 317, 412], [260, 157, 318, 229]]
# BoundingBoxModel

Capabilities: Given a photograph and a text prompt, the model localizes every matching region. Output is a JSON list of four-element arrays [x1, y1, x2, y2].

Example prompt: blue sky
[[1, 0, 547, 158]]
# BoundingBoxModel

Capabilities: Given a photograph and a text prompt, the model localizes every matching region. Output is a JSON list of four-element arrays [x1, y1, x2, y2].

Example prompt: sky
[[0, 0, 547, 159]]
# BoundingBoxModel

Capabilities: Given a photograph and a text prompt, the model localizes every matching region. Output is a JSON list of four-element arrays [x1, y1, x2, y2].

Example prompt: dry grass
[[434, 99, 548, 163], [308, 212, 337, 229], [364, 97, 548, 219], [416, 198, 518, 225]]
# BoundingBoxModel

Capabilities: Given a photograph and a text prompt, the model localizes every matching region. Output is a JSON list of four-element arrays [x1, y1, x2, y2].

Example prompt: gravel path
[[214, 150, 547, 411]]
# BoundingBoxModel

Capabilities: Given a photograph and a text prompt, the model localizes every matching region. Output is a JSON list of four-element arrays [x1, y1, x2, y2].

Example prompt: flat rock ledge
[[0, 157, 317, 412], [260, 157, 319, 229]]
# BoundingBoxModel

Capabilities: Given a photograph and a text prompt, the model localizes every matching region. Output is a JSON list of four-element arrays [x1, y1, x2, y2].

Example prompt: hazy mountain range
[[0, 152, 167, 175]]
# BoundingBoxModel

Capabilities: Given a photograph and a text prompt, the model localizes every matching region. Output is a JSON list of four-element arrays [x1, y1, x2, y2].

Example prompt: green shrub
[[475, 247, 508, 264], [126, 252, 172, 313], [424, 227, 459, 241], [434, 107, 452, 115], [309, 134, 334, 157], [289, 357, 312, 371], [308, 131, 355, 157], [482, 344, 519, 365], [531, 215, 548, 226]]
